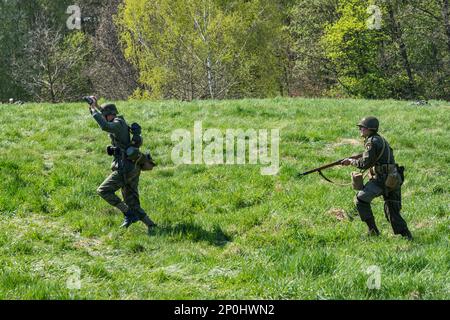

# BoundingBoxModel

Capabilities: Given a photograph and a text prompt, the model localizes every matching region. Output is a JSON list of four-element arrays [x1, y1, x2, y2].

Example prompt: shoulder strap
[[373, 136, 386, 165], [359, 136, 385, 174], [385, 138, 392, 164]]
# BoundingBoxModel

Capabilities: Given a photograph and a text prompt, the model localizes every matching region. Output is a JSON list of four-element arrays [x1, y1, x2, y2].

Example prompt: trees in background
[[288, 0, 340, 97], [13, 14, 92, 103], [0, 0, 449, 102], [80, 0, 140, 100], [0, 0, 40, 101], [0, 0, 90, 102], [293, 0, 450, 100], [321, 0, 394, 98], [0, 0, 137, 102], [116, 0, 285, 100]]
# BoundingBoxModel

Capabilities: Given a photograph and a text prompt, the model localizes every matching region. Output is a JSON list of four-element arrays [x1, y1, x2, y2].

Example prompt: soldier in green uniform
[[341, 117, 412, 240], [88, 97, 156, 233]]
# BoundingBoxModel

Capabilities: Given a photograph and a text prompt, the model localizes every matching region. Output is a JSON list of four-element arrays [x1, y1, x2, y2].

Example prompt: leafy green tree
[[1, 0, 448, 101], [320, 0, 449, 100], [288, 0, 340, 96], [406, 0, 450, 99], [321, 0, 392, 98], [116, 0, 285, 100]]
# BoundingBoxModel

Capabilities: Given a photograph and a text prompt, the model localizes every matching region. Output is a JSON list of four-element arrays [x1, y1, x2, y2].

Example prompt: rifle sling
[[318, 170, 353, 186], [318, 170, 334, 184], [372, 136, 386, 168]]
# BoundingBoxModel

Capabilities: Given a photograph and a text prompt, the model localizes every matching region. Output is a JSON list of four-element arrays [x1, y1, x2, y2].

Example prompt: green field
[[0, 98, 449, 299]]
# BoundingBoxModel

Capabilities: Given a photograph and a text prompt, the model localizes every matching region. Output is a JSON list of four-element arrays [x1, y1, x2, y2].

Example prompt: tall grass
[[0, 98, 448, 299]]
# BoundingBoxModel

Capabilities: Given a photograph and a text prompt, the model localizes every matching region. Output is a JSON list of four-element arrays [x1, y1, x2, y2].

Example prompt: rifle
[[298, 154, 363, 184]]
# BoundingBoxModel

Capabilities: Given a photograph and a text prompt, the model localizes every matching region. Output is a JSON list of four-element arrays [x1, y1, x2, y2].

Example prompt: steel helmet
[[357, 116, 379, 132], [126, 146, 140, 161], [100, 103, 118, 116]]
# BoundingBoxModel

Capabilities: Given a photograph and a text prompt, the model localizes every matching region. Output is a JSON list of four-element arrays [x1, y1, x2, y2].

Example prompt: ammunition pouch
[[106, 145, 121, 157], [374, 164, 403, 189], [351, 172, 364, 191]]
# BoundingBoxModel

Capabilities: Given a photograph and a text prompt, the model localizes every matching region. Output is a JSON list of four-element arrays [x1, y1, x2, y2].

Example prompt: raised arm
[[92, 110, 122, 134]]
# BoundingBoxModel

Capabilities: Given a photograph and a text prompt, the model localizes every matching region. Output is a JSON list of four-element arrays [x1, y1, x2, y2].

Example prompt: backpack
[[126, 122, 156, 171]]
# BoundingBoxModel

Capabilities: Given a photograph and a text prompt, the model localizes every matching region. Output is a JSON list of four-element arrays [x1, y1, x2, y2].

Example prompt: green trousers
[[97, 166, 146, 217], [355, 179, 409, 235]]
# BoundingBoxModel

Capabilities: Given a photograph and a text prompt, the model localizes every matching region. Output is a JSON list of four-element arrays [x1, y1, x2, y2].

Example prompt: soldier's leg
[[355, 180, 384, 235], [122, 168, 156, 230], [97, 171, 139, 229], [383, 187, 412, 239], [96, 171, 129, 213], [122, 168, 141, 213]]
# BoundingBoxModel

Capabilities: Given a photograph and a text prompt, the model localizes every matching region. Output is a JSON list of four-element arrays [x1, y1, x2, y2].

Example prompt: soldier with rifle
[[85, 96, 156, 233], [301, 117, 412, 240], [341, 117, 412, 239]]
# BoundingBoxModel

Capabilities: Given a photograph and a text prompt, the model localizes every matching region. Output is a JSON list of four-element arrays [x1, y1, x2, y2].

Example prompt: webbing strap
[[318, 170, 355, 187]]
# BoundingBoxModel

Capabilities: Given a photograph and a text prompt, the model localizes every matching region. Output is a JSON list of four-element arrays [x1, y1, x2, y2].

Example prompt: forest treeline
[[1, 0, 449, 102]]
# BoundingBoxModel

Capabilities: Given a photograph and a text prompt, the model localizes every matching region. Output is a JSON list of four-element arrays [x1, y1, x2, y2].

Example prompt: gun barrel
[[301, 159, 342, 175], [300, 154, 363, 176]]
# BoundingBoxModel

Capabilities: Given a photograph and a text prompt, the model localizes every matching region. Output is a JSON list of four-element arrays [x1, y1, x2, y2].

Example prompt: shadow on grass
[[152, 222, 232, 247]]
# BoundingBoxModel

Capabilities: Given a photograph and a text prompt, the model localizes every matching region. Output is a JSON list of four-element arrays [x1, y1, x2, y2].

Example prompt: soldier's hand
[[91, 96, 99, 108], [88, 96, 99, 114], [341, 158, 352, 166]]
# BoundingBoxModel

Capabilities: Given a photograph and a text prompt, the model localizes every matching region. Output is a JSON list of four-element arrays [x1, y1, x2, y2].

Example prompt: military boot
[[141, 215, 157, 233], [120, 209, 139, 228], [401, 229, 413, 241], [365, 217, 380, 237], [367, 229, 380, 237]]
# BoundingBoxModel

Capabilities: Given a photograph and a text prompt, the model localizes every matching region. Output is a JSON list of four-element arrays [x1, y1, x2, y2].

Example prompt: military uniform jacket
[[354, 134, 395, 180], [92, 111, 133, 172]]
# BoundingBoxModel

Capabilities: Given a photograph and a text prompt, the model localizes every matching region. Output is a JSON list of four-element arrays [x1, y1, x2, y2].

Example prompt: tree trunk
[[206, 54, 214, 99], [45, 55, 56, 103], [387, 3, 416, 99], [282, 45, 293, 97]]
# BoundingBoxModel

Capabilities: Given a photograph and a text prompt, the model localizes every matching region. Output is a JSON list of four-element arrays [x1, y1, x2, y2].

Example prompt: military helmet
[[357, 116, 379, 131], [100, 103, 118, 116]]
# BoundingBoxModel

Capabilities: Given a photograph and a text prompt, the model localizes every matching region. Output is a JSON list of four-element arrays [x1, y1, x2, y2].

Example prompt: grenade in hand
[[83, 96, 95, 105]]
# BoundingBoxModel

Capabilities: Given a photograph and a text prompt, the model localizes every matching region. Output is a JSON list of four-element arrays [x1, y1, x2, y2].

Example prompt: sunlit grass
[[0, 97, 449, 299]]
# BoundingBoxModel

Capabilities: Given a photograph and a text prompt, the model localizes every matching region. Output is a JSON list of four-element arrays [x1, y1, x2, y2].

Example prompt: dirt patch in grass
[[332, 138, 361, 147], [414, 220, 435, 230], [73, 237, 104, 256], [327, 208, 347, 221], [324, 138, 361, 153]]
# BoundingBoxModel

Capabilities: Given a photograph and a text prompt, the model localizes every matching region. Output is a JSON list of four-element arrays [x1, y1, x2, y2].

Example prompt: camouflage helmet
[[357, 116, 379, 132], [100, 103, 118, 116]]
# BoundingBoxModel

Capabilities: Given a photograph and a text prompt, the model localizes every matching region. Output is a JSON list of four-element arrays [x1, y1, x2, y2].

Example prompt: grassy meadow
[[0, 97, 449, 299]]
